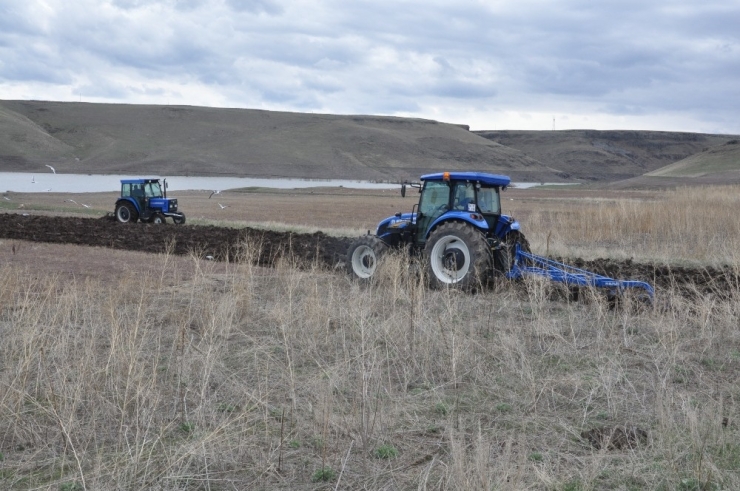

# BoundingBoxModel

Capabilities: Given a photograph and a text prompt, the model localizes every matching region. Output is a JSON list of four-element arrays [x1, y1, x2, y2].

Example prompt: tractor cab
[[121, 179, 163, 212], [411, 172, 507, 245], [390, 171, 515, 249]]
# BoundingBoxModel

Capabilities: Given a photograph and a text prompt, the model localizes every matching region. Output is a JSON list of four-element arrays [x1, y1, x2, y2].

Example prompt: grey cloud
[[225, 0, 283, 15], [1, 0, 739, 133]]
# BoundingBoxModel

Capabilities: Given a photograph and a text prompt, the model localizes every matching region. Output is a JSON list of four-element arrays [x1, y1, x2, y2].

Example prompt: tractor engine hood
[[376, 212, 416, 235]]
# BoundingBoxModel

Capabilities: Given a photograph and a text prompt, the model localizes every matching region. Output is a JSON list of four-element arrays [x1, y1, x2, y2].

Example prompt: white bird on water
[[218, 203, 227, 209], [45, 164, 56, 174]]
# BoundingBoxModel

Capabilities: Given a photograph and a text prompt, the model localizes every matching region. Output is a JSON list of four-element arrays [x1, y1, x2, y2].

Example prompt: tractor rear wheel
[[425, 221, 491, 289], [115, 202, 138, 223], [347, 235, 387, 280], [151, 213, 167, 224]]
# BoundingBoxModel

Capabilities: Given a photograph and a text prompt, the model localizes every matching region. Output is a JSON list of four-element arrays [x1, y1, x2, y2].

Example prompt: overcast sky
[[1, 0, 739, 133]]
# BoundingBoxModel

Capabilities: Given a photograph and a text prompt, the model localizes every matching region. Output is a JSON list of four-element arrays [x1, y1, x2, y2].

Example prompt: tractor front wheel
[[425, 221, 491, 289], [151, 213, 167, 224], [347, 235, 387, 280], [173, 213, 186, 225], [115, 202, 139, 223]]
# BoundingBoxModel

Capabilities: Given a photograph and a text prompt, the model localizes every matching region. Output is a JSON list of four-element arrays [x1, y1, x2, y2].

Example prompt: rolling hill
[[0, 100, 560, 182], [2, 100, 738, 185], [646, 139, 740, 178], [474, 129, 735, 182]]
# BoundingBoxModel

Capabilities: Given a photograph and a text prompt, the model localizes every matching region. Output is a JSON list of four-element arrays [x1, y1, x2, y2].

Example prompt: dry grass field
[[1, 185, 740, 490]]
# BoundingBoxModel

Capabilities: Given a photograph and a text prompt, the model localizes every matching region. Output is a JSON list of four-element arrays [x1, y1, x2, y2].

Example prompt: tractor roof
[[420, 172, 511, 188], [120, 178, 161, 184]]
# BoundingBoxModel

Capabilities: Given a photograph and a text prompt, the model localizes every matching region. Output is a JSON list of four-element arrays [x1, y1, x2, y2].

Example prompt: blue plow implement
[[507, 244, 654, 301]]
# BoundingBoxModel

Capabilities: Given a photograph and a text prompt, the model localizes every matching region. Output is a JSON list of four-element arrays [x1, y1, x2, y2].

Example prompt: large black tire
[[424, 221, 491, 289], [115, 202, 138, 224], [347, 235, 388, 280], [494, 230, 531, 274], [173, 213, 186, 225]]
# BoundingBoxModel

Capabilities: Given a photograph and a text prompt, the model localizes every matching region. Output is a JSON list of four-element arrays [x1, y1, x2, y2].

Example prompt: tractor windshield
[[419, 181, 451, 214], [144, 181, 163, 198]]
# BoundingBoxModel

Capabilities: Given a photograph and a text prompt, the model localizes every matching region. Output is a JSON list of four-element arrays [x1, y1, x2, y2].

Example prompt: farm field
[[1, 184, 740, 490]]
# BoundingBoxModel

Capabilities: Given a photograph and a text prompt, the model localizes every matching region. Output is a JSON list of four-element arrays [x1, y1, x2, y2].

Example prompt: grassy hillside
[[646, 139, 740, 177], [0, 100, 559, 182], [0, 104, 76, 164], [475, 129, 736, 182], [4, 100, 738, 185]]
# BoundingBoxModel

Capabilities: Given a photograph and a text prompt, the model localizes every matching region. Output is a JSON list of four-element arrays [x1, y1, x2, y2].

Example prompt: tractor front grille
[[169, 199, 178, 212]]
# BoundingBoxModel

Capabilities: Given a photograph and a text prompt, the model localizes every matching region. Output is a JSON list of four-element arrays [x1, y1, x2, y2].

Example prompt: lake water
[[0, 172, 399, 194], [0, 172, 575, 194]]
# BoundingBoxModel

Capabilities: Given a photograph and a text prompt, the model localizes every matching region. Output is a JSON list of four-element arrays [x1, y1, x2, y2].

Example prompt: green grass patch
[[311, 467, 336, 482], [374, 444, 399, 459]]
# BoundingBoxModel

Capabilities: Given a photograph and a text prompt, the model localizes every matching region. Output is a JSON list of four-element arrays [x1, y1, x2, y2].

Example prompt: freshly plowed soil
[[1, 213, 738, 296], [0, 213, 351, 270]]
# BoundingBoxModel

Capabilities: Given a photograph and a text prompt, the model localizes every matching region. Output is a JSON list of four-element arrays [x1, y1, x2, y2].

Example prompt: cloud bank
[[1, 0, 738, 133]]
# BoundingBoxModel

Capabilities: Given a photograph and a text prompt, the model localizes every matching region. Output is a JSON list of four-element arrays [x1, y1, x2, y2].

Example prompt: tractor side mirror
[[401, 183, 406, 197]]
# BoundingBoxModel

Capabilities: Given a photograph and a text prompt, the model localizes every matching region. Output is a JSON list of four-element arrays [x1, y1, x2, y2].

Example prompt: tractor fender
[[493, 214, 521, 239], [425, 212, 489, 240], [115, 197, 141, 214]]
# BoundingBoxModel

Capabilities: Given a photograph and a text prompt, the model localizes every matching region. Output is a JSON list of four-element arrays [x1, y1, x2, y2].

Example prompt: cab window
[[453, 182, 476, 211], [477, 186, 500, 214]]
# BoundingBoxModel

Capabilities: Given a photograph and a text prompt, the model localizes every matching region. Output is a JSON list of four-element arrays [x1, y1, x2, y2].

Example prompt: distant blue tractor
[[347, 172, 527, 289], [114, 178, 186, 225], [347, 171, 654, 300]]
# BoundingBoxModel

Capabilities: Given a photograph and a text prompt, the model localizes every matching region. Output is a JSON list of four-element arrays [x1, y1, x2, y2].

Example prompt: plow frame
[[506, 244, 654, 301]]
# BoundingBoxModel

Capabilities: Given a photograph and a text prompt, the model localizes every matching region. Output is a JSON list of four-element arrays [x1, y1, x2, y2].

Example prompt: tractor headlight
[[169, 199, 178, 212]]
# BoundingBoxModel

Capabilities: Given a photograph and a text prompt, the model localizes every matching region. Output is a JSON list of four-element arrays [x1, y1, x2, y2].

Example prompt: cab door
[[476, 185, 502, 231], [415, 180, 451, 245]]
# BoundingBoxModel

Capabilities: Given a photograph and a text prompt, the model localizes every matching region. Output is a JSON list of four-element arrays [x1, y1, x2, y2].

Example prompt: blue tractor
[[347, 171, 654, 300], [114, 178, 186, 225], [347, 171, 527, 289]]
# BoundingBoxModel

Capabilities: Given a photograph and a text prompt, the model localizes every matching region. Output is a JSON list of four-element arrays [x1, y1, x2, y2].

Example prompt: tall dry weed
[[524, 185, 740, 265]]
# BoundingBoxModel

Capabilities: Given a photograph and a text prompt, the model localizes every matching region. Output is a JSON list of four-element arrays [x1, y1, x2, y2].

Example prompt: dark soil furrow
[[0, 214, 351, 270], [2, 213, 738, 296]]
